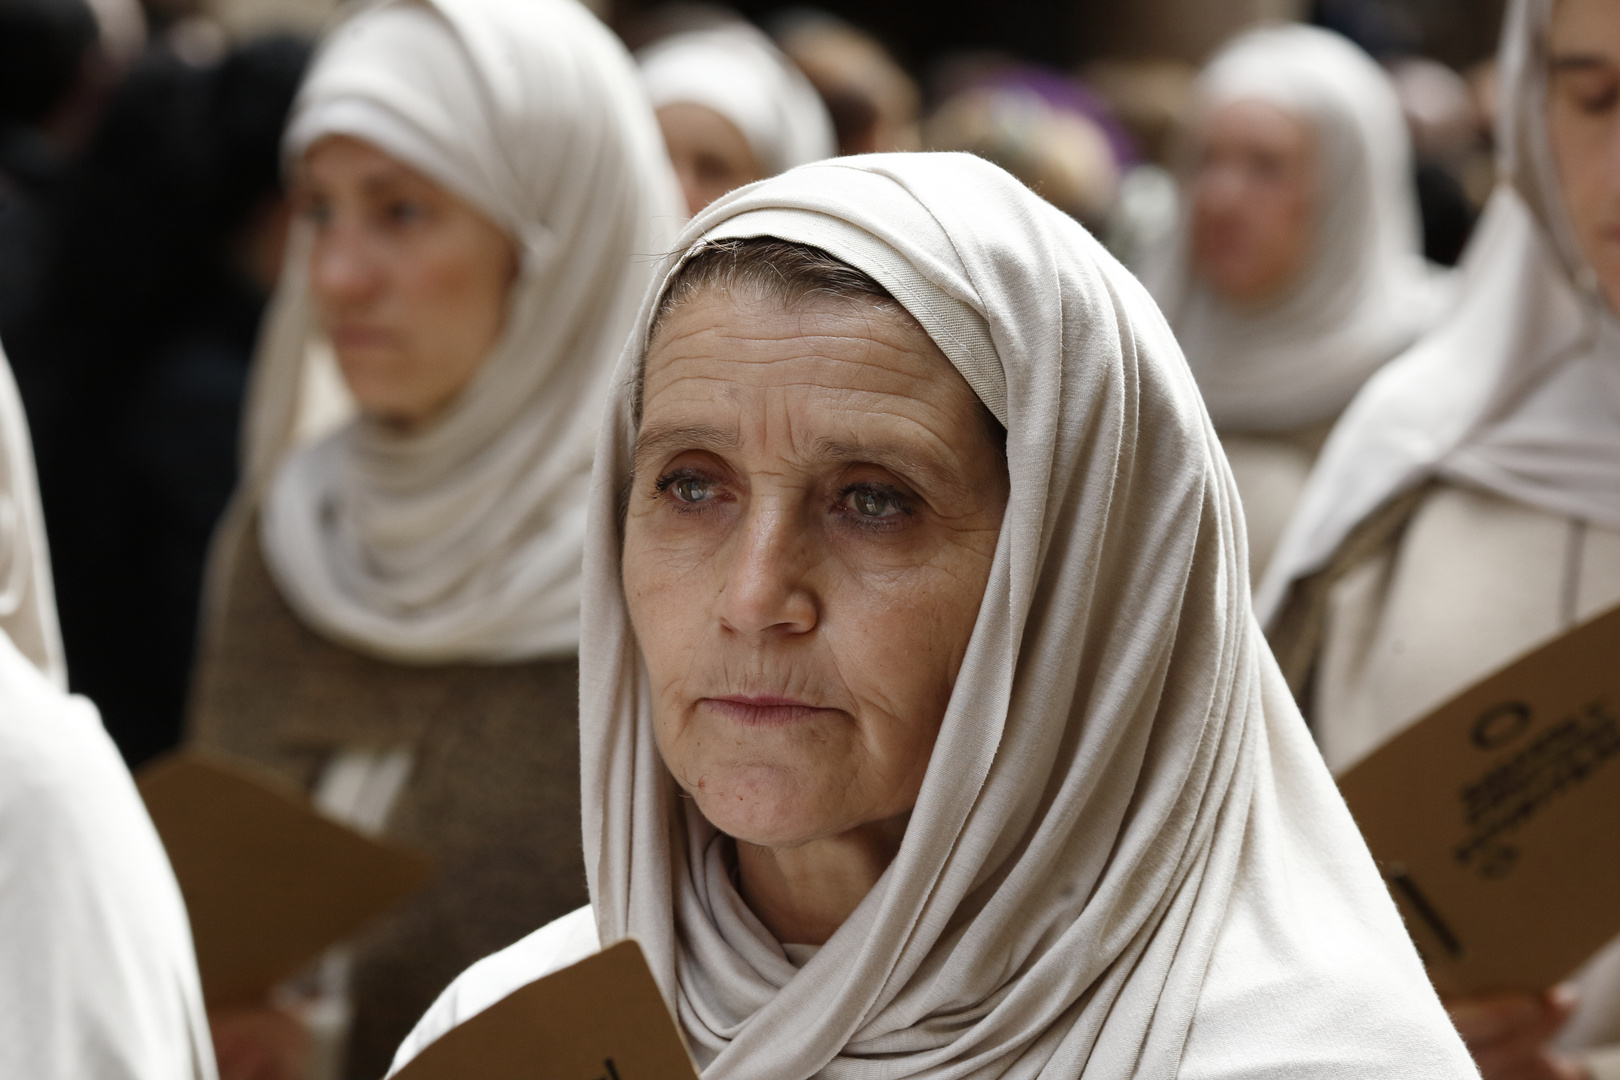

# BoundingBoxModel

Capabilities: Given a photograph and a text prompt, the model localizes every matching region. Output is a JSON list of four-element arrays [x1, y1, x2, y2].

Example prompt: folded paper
[[137, 752, 431, 1006], [1339, 603, 1620, 994]]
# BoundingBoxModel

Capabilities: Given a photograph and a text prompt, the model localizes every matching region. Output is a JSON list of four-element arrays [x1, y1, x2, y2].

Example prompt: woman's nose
[[309, 221, 383, 308], [714, 505, 818, 637]]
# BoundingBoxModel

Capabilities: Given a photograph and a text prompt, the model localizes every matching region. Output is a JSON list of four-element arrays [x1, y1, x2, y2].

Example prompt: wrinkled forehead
[[669, 208, 1009, 427]]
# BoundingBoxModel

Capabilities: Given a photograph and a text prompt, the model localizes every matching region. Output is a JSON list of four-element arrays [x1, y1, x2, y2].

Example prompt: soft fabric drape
[[565, 154, 1474, 1079], [639, 23, 836, 177], [1256, 0, 1620, 626], [246, 0, 684, 664], [0, 342, 62, 688], [1140, 24, 1451, 434], [0, 340, 216, 1080]]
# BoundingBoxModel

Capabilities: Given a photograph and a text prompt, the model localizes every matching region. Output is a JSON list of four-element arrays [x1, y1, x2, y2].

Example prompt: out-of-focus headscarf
[[1142, 24, 1452, 433], [0, 339, 215, 1080], [0, 342, 61, 687], [1257, 0, 1620, 625], [575, 154, 1476, 1079], [639, 22, 836, 176], [239, 0, 684, 664]]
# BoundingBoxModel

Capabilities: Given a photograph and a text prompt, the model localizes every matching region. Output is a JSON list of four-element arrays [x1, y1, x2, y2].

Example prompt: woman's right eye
[[654, 471, 718, 508], [671, 477, 712, 502]]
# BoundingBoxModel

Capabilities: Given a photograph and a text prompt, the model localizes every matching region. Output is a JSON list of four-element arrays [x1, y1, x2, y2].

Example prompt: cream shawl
[[0, 345, 63, 688], [1256, 0, 1620, 626], [0, 340, 216, 1080], [576, 154, 1475, 1079], [249, 0, 684, 663], [639, 23, 837, 177], [1141, 24, 1451, 434]]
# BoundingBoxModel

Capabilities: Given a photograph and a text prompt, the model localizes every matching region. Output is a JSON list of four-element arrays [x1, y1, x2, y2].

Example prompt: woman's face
[[656, 103, 768, 216], [295, 135, 518, 428], [1190, 99, 1317, 306], [1547, 0, 1620, 309], [624, 287, 1009, 850]]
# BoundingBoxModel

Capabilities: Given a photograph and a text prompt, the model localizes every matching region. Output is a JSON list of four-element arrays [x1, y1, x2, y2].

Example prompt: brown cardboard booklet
[[393, 939, 699, 1080], [1338, 602, 1620, 996], [137, 752, 432, 1006]]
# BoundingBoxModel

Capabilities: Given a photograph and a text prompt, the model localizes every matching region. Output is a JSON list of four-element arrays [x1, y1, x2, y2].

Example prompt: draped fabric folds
[[639, 23, 837, 177], [0, 339, 216, 1080], [0, 348, 62, 687], [1256, 0, 1620, 626], [246, 0, 684, 664], [1140, 24, 1451, 433], [569, 154, 1473, 1079]]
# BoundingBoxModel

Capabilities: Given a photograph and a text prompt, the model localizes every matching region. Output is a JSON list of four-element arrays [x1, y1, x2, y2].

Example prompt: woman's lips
[[701, 696, 837, 726], [329, 325, 398, 350]]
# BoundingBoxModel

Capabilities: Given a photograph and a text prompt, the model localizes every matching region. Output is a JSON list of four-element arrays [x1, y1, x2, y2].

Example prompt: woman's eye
[[841, 486, 909, 521], [385, 200, 427, 225], [672, 476, 712, 503], [655, 471, 716, 507], [1581, 85, 1620, 114]]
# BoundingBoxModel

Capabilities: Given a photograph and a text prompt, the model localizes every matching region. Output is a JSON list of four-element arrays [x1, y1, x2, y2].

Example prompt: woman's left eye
[[386, 200, 426, 225], [840, 486, 910, 521]]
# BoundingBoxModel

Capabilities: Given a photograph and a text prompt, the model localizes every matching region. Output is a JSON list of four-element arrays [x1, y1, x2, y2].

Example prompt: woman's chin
[[689, 783, 834, 850]]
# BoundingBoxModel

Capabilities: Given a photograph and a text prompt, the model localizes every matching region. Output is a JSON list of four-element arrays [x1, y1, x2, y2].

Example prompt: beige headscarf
[[1141, 24, 1452, 433], [578, 154, 1475, 1079], [247, 0, 684, 664], [639, 22, 837, 177], [0, 343, 63, 688], [1256, 0, 1620, 626]]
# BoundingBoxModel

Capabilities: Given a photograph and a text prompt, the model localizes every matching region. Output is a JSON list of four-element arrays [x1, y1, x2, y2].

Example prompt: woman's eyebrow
[[633, 421, 738, 465], [1549, 53, 1616, 73], [810, 437, 970, 500]]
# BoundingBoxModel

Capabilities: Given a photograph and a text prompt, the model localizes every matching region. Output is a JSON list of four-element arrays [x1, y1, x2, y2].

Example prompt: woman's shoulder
[[387, 905, 600, 1076]]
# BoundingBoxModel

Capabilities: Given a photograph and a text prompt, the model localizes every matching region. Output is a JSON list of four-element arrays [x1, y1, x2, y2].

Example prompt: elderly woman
[[387, 154, 1476, 1079], [1260, 0, 1620, 1076], [639, 20, 836, 216], [186, 0, 682, 1075], [1142, 25, 1452, 580], [0, 340, 215, 1080]]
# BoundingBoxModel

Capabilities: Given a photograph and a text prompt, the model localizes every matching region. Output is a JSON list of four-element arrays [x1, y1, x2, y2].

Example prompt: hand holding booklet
[[1338, 602, 1620, 995], [391, 939, 700, 1080]]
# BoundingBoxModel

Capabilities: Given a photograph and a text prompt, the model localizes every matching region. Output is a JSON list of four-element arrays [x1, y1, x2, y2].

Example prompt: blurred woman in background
[[1143, 24, 1452, 579], [1260, 0, 1620, 1076], [639, 19, 836, 215], [186, 0, 681, 1075]]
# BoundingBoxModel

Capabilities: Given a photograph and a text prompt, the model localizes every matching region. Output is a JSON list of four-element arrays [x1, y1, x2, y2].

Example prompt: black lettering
[[1472, 701, 1533, 750]]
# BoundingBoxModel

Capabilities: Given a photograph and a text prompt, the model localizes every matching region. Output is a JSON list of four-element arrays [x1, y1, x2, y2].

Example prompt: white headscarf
[[0, 346, 63, 688], [1141, 24, 1452, 433], [578, 154, 1474, 1079], [250, 0, 685, 664], [0, 341, 216, 1080], [639, 23, 837, 177], [1255, 0, 1620, 625]]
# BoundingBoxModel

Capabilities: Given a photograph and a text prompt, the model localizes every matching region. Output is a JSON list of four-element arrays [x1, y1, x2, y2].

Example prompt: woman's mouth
[[701, 696, 837, 726]]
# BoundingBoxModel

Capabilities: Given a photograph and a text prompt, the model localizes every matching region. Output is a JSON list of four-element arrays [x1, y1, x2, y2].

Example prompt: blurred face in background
[[1547, 0, 1620, 310], [294, 135, 518, 428], [1189, 99, 1317, 306], [656, 102, 768, 215]]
